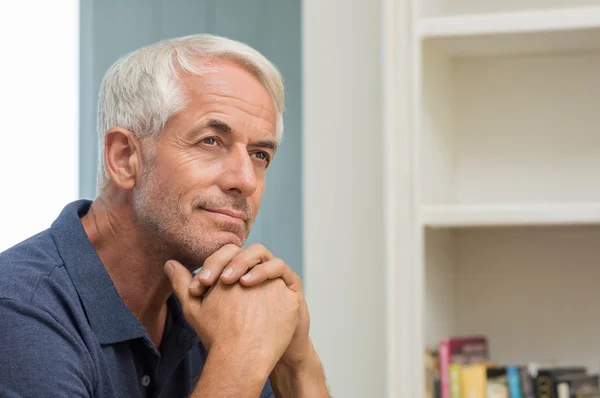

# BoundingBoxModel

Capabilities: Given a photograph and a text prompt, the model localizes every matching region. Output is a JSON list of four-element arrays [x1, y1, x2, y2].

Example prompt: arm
[[269, 342, 330, 398], [0, 298, 94, 397], [189, 344, 271, 398]]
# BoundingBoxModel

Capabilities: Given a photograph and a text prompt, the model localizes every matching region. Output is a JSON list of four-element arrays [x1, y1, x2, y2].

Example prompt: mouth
[[201, 208, 247, 225]]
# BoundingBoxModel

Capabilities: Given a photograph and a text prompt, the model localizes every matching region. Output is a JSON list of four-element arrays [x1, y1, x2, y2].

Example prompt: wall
[[302, 0, 388, 396], [79, 0, 303, 276], [0, 1, 79, 252]]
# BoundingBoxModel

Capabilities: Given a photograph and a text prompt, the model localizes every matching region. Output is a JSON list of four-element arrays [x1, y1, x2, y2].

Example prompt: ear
[[103, 127, 142, 190]]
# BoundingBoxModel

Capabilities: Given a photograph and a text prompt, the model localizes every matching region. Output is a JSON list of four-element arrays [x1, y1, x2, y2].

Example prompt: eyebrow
[[204, 118, 280, 154], [206, 119, 232, 134], [253, 139, 280, 155]]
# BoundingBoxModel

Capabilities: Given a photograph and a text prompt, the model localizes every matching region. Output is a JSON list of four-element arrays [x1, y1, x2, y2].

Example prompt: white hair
[[96, 33, 285, 190]]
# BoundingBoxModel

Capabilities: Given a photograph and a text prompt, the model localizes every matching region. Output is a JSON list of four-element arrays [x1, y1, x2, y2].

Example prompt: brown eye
[[201, 137, 218, 145], [253, 151, 270, 162]]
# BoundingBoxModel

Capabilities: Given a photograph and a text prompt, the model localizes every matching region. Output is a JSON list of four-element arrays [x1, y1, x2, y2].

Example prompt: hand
[[188, 244, 312, 366], [164, 259, 299, 379], [184, 244, 330, 397]]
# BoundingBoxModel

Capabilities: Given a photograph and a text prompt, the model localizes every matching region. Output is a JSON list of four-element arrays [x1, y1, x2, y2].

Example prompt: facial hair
[[132, 157, 256, 270]]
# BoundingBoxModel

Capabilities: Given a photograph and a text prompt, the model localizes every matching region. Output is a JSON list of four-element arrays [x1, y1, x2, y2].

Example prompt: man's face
[[132, 59, 278, 269]]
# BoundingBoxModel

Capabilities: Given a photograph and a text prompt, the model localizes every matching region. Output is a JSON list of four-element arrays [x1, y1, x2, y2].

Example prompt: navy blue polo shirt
[[0, 200, 274, 397]]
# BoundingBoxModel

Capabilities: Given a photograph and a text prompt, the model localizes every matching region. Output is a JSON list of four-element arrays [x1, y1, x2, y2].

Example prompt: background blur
[[0, 1, 387, 397]]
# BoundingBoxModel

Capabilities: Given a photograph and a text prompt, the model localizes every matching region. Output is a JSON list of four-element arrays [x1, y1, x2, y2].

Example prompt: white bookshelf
[[383, 0, 600, 396], [422, 203, 600, 228], [419, 7, 600, 56]]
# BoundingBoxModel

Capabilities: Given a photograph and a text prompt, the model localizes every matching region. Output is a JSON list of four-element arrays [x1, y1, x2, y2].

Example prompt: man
[[0, 34, 329, 397]]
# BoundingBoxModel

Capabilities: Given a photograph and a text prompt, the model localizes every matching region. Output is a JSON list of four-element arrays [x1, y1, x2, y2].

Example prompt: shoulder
[[0, 229, 83, 336], [0, 298, 96, 396], [0, 212, 97, 396], [0, 228, 89, 349], [0, 229, 68, 303]]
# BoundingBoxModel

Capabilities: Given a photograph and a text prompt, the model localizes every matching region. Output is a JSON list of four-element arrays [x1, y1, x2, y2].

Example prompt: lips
[[202, 208, 247, 223]]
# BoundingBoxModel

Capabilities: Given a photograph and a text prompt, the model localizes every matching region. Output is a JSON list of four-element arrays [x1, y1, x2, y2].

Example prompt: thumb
[[164, 260, 194, 303]]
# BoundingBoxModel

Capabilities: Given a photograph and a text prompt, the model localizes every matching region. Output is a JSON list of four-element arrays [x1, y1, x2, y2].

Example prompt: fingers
[[219, 243, 274, 284], [187, 243, 283, 298], [164, 260, 194, 304], [239, 258, 303, 293], [188, 244, 243, 296]]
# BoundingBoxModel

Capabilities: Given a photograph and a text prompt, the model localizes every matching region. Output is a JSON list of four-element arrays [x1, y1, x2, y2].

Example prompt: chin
[[168, 218, 248, 263], [193, 229, 245, 253], [212, 230, 245, 248], [173, 239, 239, 271]]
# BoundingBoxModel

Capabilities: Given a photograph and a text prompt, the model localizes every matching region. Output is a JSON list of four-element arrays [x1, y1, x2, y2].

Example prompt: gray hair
[[96, 33, 285, 190]]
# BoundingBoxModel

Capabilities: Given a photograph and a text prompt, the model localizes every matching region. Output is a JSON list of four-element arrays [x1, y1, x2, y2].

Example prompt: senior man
[[0, 34, 329, 397]]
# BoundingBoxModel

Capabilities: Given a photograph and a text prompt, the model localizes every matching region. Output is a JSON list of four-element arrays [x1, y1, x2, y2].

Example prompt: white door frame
[[381, 0, 420, 396]]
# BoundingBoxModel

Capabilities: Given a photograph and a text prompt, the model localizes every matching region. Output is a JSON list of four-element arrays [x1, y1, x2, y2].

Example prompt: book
[[425, 348, 441, 398], [439, 336, 489, 398], [576, 392, 600, 398], [487, 367, 509, 398], [461, 362, 496, 398], [519, 367, 535, 398], [535, 367, 587, 398], [556, 373, 599, 398], [507, 366, 523, 398], [450, 363, 462, 398]]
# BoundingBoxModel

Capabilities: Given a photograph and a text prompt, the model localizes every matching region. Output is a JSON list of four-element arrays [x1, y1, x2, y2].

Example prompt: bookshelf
[[383, 0, 600, 396], [421, 203, 600, 228]]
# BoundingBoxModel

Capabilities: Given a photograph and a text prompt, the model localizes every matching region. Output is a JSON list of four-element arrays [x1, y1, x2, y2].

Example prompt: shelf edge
[[418, 6, 600, 39]]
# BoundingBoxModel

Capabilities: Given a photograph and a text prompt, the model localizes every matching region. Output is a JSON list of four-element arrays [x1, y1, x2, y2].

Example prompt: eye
[[200, 136, 218, 146], [253, 151, 271, 162]]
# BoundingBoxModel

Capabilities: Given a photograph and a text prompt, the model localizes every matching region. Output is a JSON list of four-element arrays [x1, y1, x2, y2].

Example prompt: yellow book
[[461, 362, 496, 398], [450, 364, 462, 398]]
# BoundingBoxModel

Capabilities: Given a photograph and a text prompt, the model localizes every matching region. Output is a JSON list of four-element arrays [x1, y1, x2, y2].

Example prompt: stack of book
[[425, 335, 600, 398]]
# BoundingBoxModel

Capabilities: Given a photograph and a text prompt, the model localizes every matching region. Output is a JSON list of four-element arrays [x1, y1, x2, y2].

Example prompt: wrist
[[192, 347, 266, 398], [283, 345, 322, 376], [208, 342, 273, 389], [270, 344, 329, 398]]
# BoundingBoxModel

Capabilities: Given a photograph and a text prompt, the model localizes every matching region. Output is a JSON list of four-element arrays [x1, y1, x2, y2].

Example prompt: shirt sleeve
[[0, 298, 95, 397]]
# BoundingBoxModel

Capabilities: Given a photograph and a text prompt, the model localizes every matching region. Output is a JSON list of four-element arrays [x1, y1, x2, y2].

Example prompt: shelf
[[421, 203, 600, 227], [418, 6, 600, 56]]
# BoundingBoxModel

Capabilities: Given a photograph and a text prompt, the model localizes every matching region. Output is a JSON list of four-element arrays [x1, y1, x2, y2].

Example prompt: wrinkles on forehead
[[179, 61, 277, 126], [166, 60, 278, 145]]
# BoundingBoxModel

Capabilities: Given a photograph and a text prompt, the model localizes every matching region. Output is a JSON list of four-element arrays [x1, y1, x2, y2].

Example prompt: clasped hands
[[164, 243, 313, 378]]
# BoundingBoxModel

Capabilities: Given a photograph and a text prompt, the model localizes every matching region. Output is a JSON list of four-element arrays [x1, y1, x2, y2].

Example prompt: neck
[[81, 191, 173, 348]]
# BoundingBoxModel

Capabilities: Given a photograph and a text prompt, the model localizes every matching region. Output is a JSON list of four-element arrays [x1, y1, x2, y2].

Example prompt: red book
[[439, 336, 489, 398]]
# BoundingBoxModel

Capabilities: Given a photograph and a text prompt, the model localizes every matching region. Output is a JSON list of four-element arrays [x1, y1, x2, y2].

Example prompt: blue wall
[[79, 0, 303, 276]]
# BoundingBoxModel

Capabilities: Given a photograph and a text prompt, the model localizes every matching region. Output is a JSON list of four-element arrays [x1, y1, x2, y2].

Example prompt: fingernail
[[223, 267, 233, 278], [241, 273, 252, 282], [190, 279, 201, 290], [200, 268, 212, 280]]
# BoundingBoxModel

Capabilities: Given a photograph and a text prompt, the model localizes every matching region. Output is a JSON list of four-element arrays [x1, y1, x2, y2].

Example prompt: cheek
[[249, 183, 266, 211], [182, 162, 224, 195], [170, 153, 223, 187], [173, 158, 225, 207]]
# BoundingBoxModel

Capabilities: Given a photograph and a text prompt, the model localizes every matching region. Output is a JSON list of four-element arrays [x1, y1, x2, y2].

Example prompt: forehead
[[177, 59, 277, 137]]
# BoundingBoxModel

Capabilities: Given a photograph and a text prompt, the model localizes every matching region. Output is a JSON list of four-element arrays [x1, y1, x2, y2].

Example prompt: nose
[[218, 145, 258, 198]]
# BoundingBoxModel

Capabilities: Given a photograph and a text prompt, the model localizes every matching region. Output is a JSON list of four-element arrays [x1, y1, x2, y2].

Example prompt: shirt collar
[[50, 199, 148, 344]]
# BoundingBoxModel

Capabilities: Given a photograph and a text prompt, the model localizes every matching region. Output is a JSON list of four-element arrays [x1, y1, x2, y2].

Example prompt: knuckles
[[203, 244, 241, 268], [273, 258, 285, 267], [247, 243, 268, 253], [269, 279, 299, 309]]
